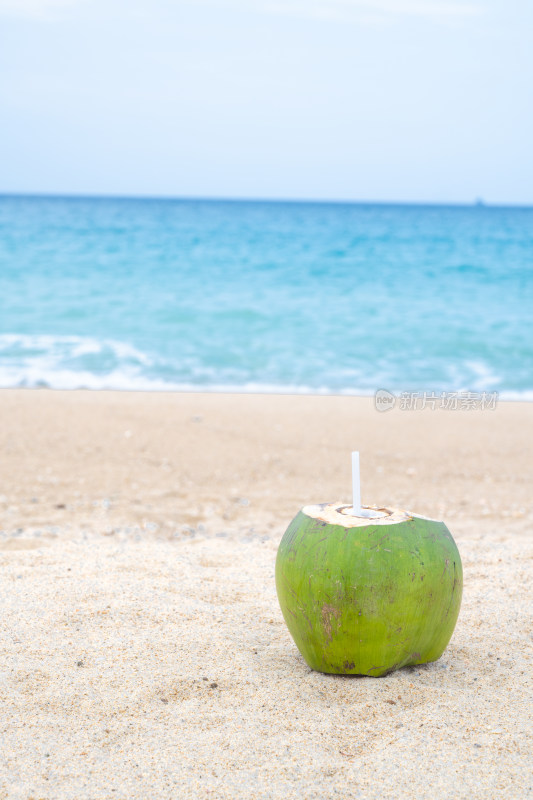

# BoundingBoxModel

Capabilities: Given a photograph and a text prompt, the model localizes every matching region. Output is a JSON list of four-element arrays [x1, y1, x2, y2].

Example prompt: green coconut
[[275, 503, 462, 676]]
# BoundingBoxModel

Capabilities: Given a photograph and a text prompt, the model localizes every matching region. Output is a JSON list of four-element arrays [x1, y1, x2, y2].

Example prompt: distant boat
[[475, 197, 485, 206]]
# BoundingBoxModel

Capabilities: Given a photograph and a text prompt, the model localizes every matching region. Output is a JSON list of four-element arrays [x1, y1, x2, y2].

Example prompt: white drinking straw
[[346, 451, 388, 519], [352, 451, 362, 515]]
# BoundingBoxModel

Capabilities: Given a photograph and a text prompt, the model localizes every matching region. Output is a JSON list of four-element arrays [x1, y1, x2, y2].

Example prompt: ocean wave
[[0, 333, 158, 390], [0, 333, 152, 363], [0, 332, 531, 399], [0, 368, 531, 400]]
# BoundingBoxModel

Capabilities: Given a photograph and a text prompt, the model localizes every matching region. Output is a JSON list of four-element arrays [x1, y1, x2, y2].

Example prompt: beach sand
[[1, 390, 531, 799]]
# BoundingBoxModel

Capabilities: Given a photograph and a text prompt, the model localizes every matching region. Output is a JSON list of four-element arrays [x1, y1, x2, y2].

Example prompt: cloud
[[0, 0, 483, 24], [191, 0, 483, 25], [0, 0, 87, 20], [259, 0, 482, 23]]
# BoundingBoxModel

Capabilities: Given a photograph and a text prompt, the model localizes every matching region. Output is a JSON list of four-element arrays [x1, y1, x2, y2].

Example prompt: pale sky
[[1, 0, 532, 203]]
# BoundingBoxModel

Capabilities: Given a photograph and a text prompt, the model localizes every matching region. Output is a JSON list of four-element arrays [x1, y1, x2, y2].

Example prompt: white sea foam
[[0, 333, 151, 362], [0, 333, 530, 399], [445, 359, 504, 393], [463, 360, 502, 390], [0, 333, 159, 390]]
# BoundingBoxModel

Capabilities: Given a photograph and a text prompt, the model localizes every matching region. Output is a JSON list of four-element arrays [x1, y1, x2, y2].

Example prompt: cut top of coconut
[[302, 502, 413, 528]]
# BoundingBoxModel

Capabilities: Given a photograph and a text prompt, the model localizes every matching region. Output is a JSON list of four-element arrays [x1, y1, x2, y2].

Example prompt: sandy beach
[[0, 389, 531, 799]]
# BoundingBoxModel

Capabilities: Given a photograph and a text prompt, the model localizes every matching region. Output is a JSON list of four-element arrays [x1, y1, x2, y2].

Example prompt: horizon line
[[0, 191, 532, 209]]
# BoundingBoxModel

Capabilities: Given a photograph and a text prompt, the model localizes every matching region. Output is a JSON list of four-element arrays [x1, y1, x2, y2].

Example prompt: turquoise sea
[[0, 195, 532, 398]]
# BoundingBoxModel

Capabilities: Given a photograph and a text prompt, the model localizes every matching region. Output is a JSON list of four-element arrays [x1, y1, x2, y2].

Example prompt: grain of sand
[[1, 390, 531, 799]]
